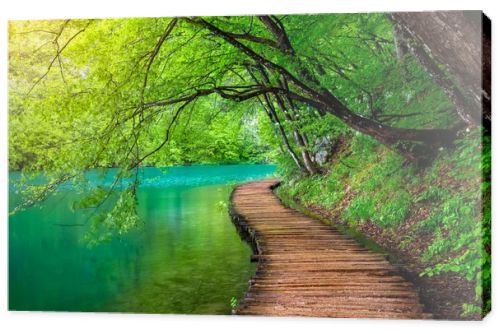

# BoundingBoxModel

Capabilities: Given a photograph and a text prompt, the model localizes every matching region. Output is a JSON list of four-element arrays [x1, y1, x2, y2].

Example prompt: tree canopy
[[9, 13, 483, 234]]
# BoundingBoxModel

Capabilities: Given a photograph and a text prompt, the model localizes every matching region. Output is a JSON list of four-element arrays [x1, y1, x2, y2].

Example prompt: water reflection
[[9, 164, 275, 314]]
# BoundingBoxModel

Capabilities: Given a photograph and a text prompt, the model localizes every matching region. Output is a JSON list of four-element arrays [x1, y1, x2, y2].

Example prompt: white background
[[0, 0, 498, 333]]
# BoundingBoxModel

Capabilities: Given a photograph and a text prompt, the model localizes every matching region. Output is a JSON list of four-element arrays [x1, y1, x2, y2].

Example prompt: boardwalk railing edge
[[228, 180, 278, 314], [229, 184, 262, 257]]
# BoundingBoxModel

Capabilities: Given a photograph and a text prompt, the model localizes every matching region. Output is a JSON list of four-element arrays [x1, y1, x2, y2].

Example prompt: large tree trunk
[[315, 89, 458, 147], [391, 11, 489, 127]]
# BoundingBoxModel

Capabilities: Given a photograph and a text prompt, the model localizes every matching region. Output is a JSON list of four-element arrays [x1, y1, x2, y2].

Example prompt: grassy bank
[[276, 131, 490, 319]]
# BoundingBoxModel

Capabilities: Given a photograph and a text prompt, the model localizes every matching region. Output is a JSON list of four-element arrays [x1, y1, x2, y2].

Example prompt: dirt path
[[230, 180, 431, 319]]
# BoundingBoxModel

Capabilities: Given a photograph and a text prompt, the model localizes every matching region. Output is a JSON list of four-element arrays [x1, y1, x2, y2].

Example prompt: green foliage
[[343, 196, 375, 224], [142, 107, 270, 166], [416, 130, 490, 316], [340, 137, 412, 228], [83, 187, 142, 246], [215, 200, 228, 211], [71, 186, 109, 210], [8, 13, 454, 178], [229, 297, 238, 309], [8, 14, 490, 316], [462, 303, 483, 317], [279, 130, 489, 317]]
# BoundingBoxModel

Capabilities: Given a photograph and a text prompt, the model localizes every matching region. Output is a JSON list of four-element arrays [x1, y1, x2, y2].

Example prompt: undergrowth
[[278, 130, 490, 318]]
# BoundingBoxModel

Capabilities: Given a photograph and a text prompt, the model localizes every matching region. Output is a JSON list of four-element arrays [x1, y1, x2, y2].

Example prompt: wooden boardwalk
[[230, 180, 430, 319]]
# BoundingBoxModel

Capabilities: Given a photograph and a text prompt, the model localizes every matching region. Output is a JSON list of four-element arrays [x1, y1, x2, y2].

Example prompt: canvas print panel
[[8, 11, 490, 319]]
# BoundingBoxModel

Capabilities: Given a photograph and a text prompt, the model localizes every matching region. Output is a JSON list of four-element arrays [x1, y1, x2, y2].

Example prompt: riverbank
[[275, 131, 490, 320]]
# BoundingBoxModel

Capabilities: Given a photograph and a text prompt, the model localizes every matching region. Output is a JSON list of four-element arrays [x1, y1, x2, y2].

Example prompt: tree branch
[[27, 20, 91, 96], [140, 18, 178, 104]]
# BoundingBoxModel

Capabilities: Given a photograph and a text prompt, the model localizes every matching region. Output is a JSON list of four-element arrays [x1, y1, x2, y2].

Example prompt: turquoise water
[[9, 164, 275, 314]]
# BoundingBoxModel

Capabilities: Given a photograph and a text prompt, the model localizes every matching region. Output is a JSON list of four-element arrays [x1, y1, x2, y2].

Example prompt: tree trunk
[[316, 89, 457, 146], [254, 63, 319, 175], [390, 11, 488, 126], [246, 64, 310, 174], [273, 93, 319, 175], [260, 95, 307, 173]]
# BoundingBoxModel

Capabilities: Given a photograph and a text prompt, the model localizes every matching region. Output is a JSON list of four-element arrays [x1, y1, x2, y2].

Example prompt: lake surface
[[9, 164, 276, 314]]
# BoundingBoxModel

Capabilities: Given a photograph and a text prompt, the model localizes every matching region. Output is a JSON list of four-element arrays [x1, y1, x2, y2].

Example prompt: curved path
[[230, 180, 430, 319]]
